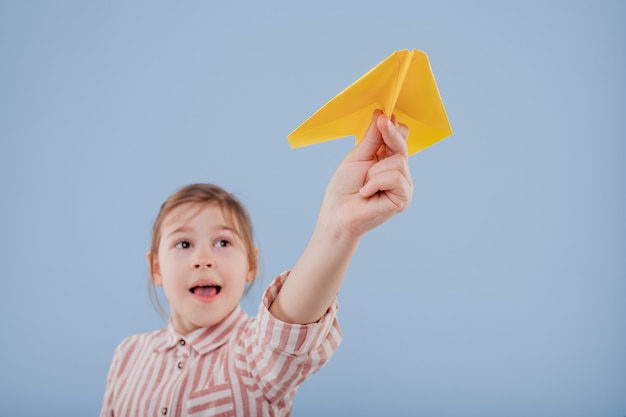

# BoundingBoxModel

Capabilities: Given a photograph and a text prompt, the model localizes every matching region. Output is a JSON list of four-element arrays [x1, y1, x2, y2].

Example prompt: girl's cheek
[[175, 250, 192, 260]]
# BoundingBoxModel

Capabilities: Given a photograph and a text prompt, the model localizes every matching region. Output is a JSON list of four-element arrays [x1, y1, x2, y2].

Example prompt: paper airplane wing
[[287, 49, 452, 156], [395, 50, 453, 155]]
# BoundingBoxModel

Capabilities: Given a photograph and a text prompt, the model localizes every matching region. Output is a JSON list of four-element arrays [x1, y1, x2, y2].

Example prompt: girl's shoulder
[[114, 327, 170, 356]]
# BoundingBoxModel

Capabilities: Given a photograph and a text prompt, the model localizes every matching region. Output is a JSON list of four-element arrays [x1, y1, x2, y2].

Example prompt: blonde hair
[[148, 183, 258, 316]]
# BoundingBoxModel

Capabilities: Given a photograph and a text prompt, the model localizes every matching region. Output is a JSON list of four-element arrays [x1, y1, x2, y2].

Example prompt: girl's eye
[[214, 239, 231, 248], [175, 241, 191, 249]]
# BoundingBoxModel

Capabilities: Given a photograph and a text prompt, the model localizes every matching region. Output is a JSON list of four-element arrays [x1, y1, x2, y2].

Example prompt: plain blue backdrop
[[1, 1, 624, 416]]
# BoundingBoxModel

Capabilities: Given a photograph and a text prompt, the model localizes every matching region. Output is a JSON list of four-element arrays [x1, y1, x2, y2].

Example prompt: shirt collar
[[155, 305, 248, 354]]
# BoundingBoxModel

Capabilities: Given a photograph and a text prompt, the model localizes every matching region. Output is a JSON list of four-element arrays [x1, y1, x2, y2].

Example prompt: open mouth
[[190, 285, 222, 298]]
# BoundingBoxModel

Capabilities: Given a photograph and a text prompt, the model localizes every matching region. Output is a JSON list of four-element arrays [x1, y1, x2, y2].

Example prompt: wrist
[[315, 206, 362, 249]]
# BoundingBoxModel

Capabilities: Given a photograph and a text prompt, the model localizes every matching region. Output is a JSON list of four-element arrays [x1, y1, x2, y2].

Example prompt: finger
[[397, 123, 409, 140], [360, 154, 412, 196], [377, 115, 409, 157], [359, 170, 413, 210], [347, 109, 385, 162], [359, 163, 412, 198], [390, 114, 410, 140], [363, 154, 410, 188]]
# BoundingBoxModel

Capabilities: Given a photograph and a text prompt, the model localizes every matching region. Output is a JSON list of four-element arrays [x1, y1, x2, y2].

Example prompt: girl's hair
[[148, 183, 258, 317]]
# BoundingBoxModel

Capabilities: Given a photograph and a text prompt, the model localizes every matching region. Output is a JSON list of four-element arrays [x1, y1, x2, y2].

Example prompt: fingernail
[[387, 119, 395, 130]]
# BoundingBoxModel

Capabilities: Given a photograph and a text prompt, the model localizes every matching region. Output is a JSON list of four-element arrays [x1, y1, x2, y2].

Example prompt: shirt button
[[177, 361, 184, 369], [179, 339, 185, 346], [161, 407, 168, 415]]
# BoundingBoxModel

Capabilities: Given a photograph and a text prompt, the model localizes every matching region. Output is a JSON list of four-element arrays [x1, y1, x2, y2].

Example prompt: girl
[[100, 110, 413, 417]]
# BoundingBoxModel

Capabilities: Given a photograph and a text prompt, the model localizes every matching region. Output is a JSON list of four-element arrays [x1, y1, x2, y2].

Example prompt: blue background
[[1, 1, 624, 416]]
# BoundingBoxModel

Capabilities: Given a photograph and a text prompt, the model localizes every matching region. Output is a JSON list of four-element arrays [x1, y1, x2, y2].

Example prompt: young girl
[[100, 110, 413, 417]]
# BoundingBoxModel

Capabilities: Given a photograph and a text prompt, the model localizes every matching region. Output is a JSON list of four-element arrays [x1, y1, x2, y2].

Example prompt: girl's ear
[[147, 251, 163, 286], [246, 247, 259, 283]]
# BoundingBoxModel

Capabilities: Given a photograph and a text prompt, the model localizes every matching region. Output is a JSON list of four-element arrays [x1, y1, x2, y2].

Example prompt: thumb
[[349, 110, 385, 161]]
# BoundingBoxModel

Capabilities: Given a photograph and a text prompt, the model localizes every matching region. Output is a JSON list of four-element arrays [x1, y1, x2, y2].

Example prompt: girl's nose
[[193, 249, 214, 269], [194, 261, 213, 269]]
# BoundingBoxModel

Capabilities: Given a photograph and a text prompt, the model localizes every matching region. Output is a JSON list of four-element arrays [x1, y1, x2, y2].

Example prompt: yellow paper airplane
[[287, 49, 452, 156]]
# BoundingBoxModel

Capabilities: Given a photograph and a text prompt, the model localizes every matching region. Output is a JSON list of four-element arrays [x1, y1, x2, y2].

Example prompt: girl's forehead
[[162, 202, 235, 230]]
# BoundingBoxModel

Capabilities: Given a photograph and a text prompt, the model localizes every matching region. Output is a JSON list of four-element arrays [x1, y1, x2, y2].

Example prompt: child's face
[[150, 203, 255, 335]]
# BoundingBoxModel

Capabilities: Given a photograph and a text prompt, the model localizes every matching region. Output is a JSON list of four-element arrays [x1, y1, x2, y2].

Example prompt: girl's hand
[[321, 109, 413, 238], [270, 110, 412, 324]]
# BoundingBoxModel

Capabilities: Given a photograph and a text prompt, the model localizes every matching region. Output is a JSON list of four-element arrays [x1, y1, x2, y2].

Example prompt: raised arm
[[269, 110, 413, 324]]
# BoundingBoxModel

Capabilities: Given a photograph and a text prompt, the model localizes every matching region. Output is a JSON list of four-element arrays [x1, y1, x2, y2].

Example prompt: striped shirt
[[100, 271, 342, 417]]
